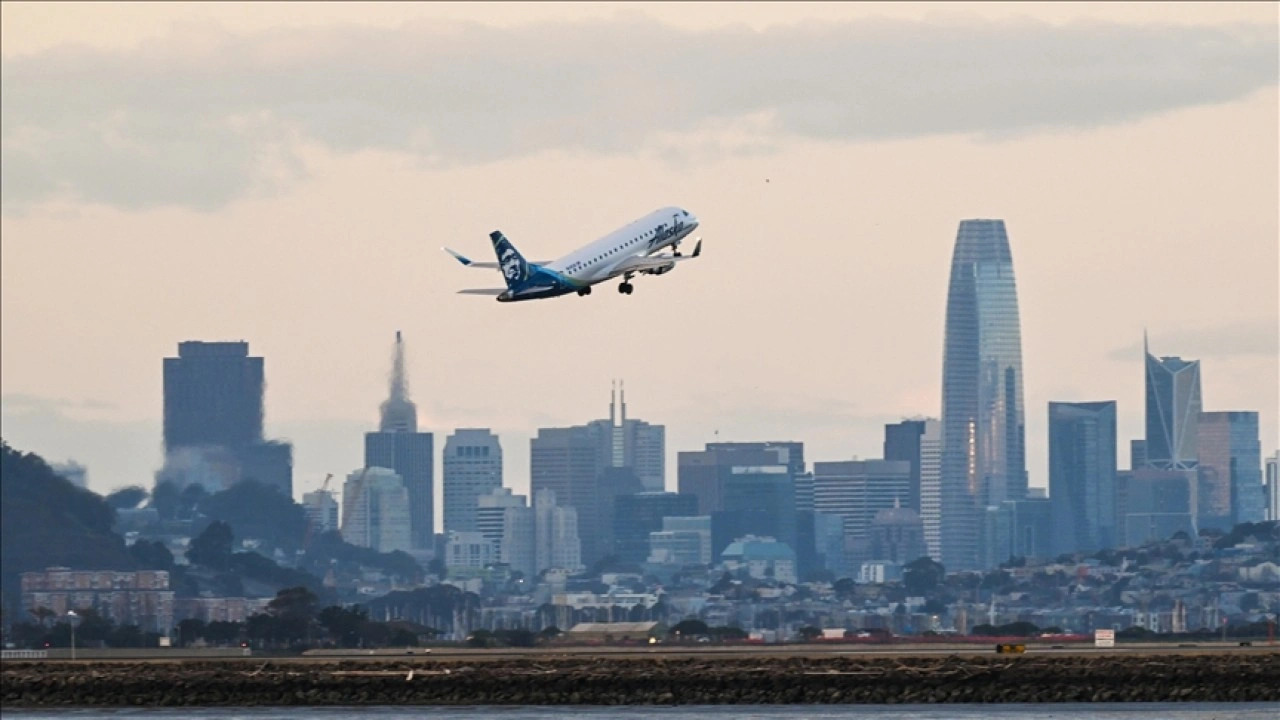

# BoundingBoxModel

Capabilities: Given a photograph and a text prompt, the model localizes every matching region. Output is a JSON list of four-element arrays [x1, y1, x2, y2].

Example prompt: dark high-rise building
[[163, 341, 264, 452], [1123, 468, 1195, 546], [884, 420, 927, 513], [1197, 411, 1264, 528], [530, 425, 604, 564], [940, 219, 1028, 571], [363, 332, 434, 549], [813, 460, 912, 567], [613, 492, 699, 563], [717, 465, 798, 556], [678, 442, 805, 515], [1048, 401, 1118, 555], [161, 340, 291, 496]]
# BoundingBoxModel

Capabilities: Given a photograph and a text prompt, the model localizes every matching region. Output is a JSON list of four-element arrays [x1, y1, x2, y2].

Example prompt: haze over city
[[2, 0, 1276, 529]]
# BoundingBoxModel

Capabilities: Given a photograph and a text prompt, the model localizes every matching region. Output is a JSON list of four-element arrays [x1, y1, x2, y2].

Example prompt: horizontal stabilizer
[[457, 288, 506, 296]]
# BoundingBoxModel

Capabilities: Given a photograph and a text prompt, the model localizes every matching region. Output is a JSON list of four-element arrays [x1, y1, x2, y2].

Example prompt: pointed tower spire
[[379, 331, 418, 432], [619, 379, 627, 424]]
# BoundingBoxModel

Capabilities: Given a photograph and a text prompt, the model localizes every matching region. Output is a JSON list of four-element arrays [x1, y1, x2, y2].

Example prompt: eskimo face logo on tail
[[500, 249, 524, 282]]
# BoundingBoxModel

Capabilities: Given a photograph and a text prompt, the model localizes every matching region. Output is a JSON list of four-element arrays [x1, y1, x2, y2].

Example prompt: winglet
[[443, 247, 473, 266], [691, 238, 702, 258]]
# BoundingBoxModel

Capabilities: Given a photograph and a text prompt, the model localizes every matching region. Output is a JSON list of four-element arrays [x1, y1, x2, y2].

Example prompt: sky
[[2, 2, 1277, 528]]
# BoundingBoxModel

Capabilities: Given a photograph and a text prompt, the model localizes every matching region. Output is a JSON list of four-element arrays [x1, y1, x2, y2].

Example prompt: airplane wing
[[443, 247, 548, 268], [611, 239, 702, 277]]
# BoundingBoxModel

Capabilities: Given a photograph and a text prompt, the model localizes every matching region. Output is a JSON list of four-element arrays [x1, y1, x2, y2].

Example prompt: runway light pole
[[67, 611, 79, 661]]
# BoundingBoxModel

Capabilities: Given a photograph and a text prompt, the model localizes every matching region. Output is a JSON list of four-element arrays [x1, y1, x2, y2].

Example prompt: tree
[[198, 480, 307, 552], [188, 521, 234, 570], [177, 618, 206, 647], [105, 486, 149, 510], [149, 481, 180, 521], [904, 557, 945, 595], [798, 626, 822, 642], [269, 586, 319, 646], [670, 619, 710, 638], [318, 605, 367, 648], [128, 539, 175, 570]]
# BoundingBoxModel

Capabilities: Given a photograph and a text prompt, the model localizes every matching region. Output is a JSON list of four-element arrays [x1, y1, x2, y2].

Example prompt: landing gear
[[673, 241, 682, 257], [577, 286, 592, 296], [618, 282, 633, 295]]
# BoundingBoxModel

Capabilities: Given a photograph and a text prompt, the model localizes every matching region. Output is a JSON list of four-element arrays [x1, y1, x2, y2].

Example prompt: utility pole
[[66, 611, 78, 661]]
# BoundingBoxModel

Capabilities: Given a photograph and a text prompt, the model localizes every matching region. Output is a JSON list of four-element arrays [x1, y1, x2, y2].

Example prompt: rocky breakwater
[[4, 653, 1279, 707]]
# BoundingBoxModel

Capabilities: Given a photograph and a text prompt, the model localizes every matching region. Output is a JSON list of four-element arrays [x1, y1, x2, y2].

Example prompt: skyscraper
[[812, 460, 913, 567], [443, 428, 503, 534], [1198, 411, 1264, 528], [341, 467, 412, 553], [163, 341, 263, 452], [939, 219, 1028, 571], [161, 340, 292, 495], [587, 381, 665, 491], [917, 420, 942, 562], [530, 383, 665, 564], [363, 332, 434, 549], [1048, 401, 1118, 555], [884, 419, 927, 513], [1144, 337, 1202, 470], [1264, 452, 1279, 522]]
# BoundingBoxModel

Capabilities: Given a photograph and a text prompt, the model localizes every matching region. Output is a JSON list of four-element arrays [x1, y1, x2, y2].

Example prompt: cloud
[[2, 15, 1275, 211], [1108, 321, 1280, 361], [1, 393, 117, 412]]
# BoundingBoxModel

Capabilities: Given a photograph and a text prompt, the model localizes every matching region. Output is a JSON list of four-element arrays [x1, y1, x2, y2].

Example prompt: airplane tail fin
[[490, 231, 529, 290]]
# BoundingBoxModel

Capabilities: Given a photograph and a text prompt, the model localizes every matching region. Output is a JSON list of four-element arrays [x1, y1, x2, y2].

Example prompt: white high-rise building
[[648, 515, 712, 566], [502, 504, 537, 580], [443, 428, 503, 534], [303, 490, 340, 535], [445, 531, 495, 570], [918, 419, 942, 562], [476, 487, 526, 559], [341, 467, 412, 553], [534, 489, 582, 573]]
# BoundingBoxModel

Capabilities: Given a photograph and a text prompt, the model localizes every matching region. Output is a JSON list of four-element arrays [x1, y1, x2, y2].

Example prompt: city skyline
[[2, 2, 1276, 512]]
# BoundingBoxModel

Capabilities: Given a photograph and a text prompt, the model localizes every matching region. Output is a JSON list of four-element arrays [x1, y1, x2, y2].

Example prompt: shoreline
[[5, 653, 1279, 707]]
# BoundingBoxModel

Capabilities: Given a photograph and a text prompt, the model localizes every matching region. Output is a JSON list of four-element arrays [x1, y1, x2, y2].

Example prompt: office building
[[613, 492, 699, 563], [647, 515, 712, 566], [1122, 468, 1195, 547], [163, 341, 263, 452], [940, 219, 1028, 571], [678, 442, 804, 515], [1144, 336, 1202, 471], [1197, 411, 1264, 528], [588, 381, 665, 491], [476, 487, 526, 560], [444, 531, 495, 571], [534, 489, 583, 573], [443, 428, 503, 534], [1048, 401, 1118, 555], [812, 460, 912, 566], [868, 502, 927, 564], [363, 332, 433, 549], [1267, 453, 1280, 522], [161, 340, 292, 495], [918, 420, 942, 561], [302, 490, 339, 535], [884, 420, 927, 513], [341, 467, 412, 554], [716, 465, 798, 559]]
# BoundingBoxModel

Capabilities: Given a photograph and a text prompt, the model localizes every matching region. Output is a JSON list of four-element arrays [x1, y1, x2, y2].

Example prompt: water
[[5, 705, 1276, 719]]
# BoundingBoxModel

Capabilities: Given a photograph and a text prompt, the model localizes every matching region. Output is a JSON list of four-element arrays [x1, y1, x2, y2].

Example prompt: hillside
[[0, 440, 137, 594]]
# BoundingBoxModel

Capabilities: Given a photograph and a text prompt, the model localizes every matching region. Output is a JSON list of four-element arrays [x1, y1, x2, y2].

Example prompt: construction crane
[[340, 467, 372, 544], [301, 473, 336, 553]]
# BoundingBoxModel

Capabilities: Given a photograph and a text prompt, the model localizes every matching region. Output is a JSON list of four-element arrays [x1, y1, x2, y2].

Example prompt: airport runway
[[23, 640, 1277, 663]]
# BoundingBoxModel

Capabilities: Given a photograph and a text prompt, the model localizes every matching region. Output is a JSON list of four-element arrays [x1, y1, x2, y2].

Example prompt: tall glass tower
[[940, 219, 1027, 571]]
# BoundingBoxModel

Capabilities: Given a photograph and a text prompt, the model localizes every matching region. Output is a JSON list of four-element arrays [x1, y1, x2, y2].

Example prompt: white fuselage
[[547, 206, 699, 285]]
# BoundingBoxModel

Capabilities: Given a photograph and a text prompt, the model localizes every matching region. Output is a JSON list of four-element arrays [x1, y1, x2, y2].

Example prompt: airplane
[[444, 206, 702, 302]]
